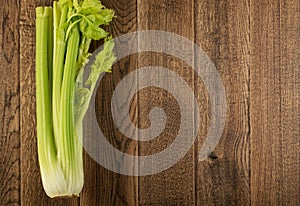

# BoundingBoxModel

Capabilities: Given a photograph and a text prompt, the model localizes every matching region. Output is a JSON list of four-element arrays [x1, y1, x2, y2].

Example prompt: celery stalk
[[52, 3, 69, 142], [47, 8, 53, 93], [36, 6, 67, 197], [59, 23, 83, 194], [36, 0, 115, 198]]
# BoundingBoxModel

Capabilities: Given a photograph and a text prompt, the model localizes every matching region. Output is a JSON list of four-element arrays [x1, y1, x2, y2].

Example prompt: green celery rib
[[59, 22, 83, 194], [36, 0, 115, 198], [36, 6, 67, 197], [52, 3, 69, 145], [47, 7, 53, 94]]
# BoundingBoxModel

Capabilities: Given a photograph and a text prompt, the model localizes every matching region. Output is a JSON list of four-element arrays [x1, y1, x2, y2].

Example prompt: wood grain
[[137, 0, 195, 205], [0, 0, 20, 205], [250, 0, 300, 204], [195, 0, 251, 205], [0, 0, 299, 205], [80, 0, 139, 205], [19, 0, 78, 205]]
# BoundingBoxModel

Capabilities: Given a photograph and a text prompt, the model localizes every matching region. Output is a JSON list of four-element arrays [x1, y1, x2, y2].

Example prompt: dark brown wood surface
[[0, 0, 20, 205], [0, 0, 299, 205], [195, 0, 251, 205], [137, 0, 196, 205], [250, 1, 300, 205], [81, 0, 139, 205]]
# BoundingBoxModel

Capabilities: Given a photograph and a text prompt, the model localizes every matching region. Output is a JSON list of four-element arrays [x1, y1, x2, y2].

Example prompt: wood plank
[[195, 0, 251, 205], [250, 0, 300, 204], [3, 0, 298, 205], [80, 0, 138, 205], [0, 0, 20, 205], [19, 0, 78, 205], [137, 0, 195, 205]]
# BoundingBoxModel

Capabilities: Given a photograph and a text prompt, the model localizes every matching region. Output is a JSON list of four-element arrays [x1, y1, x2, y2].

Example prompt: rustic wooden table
[[1, 0, 299, 205]]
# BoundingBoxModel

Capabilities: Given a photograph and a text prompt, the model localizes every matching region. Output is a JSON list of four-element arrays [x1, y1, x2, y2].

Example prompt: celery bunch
[[35, 0, 115, 198]]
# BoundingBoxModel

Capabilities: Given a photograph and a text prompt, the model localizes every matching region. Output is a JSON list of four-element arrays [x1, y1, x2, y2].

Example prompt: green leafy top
[[65, 0, 115, 40], [74, 37, 116, 132]]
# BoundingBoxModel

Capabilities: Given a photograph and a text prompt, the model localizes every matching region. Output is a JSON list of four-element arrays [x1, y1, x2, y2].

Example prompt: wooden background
[[1, 0, 299, 205]]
